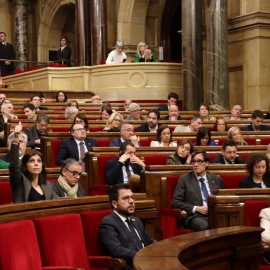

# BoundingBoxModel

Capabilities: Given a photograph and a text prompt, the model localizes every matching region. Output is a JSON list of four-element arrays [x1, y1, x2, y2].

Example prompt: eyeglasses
[[113, 119, 121, 123], [131, 109, 140, 113], [73, 128, 86, 132], [66, 168, 83, 178], [191, 159, 205, 165], [121, 195, 136, 202]]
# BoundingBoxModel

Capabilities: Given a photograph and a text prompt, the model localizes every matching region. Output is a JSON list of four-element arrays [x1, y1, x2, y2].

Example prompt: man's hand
[[14, 122, 22, 139], [186, 154, 192, 164], [130, 156, 145, 170], [119, 152, 130, 163], [10, 115, 18, 120], [196, 206, 208, 215], [130, 135, 140, 147], [4, 61, 11, 65]]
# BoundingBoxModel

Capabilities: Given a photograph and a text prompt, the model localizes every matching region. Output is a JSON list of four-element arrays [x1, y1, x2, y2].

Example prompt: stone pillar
[[90, 0, 107, 65], [182, 0, 203, 110], [205, 0, 229, 110], [75, 0, 91, 66], [12, 0, 29, 71]]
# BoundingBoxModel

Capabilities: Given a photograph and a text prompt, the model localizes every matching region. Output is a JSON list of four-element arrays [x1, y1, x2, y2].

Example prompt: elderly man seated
[[161, 105, 184, 120], [125, 103, 146, 121]]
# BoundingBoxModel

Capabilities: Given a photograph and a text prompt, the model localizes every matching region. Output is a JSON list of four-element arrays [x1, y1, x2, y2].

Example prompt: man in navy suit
[[158, 92, 182, 111], [56, 123, 98, 170], [99, 184, 156, 269], [106, 142, 145, 186], [242, 109, 270, 131], [0, 32, 15, 74]]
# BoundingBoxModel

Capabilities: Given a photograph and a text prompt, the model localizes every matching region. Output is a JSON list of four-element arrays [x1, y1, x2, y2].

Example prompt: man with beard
[[136, 109, 160, 132], [99, 184, 156, 270], [0, 102, 18, 132]]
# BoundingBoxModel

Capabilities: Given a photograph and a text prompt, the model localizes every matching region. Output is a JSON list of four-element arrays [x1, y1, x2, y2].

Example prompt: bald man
[[161, 105, 184, 120]]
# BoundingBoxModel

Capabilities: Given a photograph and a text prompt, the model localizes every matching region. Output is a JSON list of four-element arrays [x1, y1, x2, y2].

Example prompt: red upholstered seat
[[261, 138, 270, 145], [140, 140, 152, 147], [0, 182, 13, 205], [219, 174, 248, 189], [96, 140, 111, 147], [49, 63, 67, 67], [100, 61, 106, 65], [1, 72, 13, 77], [239, 153, 249, 160], [15, 70, 27, 74], [245, 201, 269, 227], [244, 138, 257, 145], [144, 155, 167, 165], [209, 154, 220, 162], [27, 67, 42, 71], [90, 127, 105, 132], [0, 220, 43, 270], [52, 127, 70, 132], [51, 140, 62, 167], [51, 117, 66, 120]]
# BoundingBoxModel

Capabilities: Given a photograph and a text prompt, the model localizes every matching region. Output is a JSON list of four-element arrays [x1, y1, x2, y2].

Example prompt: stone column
[[182, 0, 203, 110], [90, 0, 107, 65], [205, 0, 229, 110], [12, 0, 29, 71]]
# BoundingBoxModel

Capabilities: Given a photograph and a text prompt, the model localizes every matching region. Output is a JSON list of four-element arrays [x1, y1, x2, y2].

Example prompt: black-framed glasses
[[66, 168, 83, 178], [191, 159, 205, 165]]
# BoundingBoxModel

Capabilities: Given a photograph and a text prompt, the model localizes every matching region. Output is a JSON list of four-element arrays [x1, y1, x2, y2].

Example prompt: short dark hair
[[156, 124, 172, 143], [195, 126, 211, 146], [199, 103, 210, 111], [191, 114, 203, 123], [147, 109, 160, 119], [246, 153, 270, 175], [60, 36, 68, 42], [192, 150, 210, 162], [168, 92, 179, 100], [56, 91, 68, 103], [60, 158, 82, 176], [0, 32, 6, 36], [30, 94, 40, 101], [34, 92, 44, 98], [74, 113, 89, 129], [21, 150, 47, 184], [108, 183, 132, 209], [252, 109, 264, 119], [36, 113, 50, 124], [222, 140, 237, 151], [23, 103, 36, 111], [119, 141, 135, 153]]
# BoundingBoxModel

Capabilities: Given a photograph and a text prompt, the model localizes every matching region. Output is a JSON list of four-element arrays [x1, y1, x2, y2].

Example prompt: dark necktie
[[3, 43, 7, 51], [79, 142, 85, 171], [126, 218, 143, 250], [199, 178, 209, 203], [125, 164, 131, 179]]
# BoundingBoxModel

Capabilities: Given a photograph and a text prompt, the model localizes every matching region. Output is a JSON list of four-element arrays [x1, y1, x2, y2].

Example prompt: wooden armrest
[[109, 258, 127, 270], [261, 242, 270, 253], [178, 210, 187, 220]]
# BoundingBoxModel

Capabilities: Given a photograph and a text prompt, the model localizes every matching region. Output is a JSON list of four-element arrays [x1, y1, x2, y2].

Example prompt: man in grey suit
[[171, 150, 225, 231], [173, 114, 203, 133]]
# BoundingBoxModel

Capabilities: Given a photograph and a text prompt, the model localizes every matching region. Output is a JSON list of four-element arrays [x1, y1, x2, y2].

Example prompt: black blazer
[[0, 42, 15, 73], [241, 124, 270, 131], [109, 138, 141, 147], [136, 123, 160, 132], [106, 158, 142, 185], [38, 106, 48, 110], [99, 211, 156, 268], [52, 181, 85, 197], [238, 174, 270, 188], [0, 115, 5, 132], [161, 115, 184, 120], [56, 46, 72, 67], [0, 153, 9, 162], [56, 137, 98, 166], [210, 155, 246, 164], [158, 105, 182, 111], [23, 126, 42, 149]]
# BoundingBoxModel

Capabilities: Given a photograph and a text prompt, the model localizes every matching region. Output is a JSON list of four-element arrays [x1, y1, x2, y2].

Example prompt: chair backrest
[[0, 182, 13, 205], [140, 140, 152, 147], [0, 220, 43, 270], [260, 138, 270, 145], [90, 127, 105, 132], [96, 140, 111, 147], [80, 209, 112, 256], [244, 138, 257, 145], [219, 174, 248, 189], [245, 201, 269, 227], [51, 127, 70, 132], [209, 154, 220, 162], [98, 156, 116, 184], [144, 155, 168, 166], [49, 63, 67, 67], [51, 140, 62, 167], [167, 176, 179, 208], [33, 213, 91, 270]]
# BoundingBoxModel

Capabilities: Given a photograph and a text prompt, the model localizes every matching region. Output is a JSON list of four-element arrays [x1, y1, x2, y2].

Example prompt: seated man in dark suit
[[158, 92, 182, 111], [136, 109, 160, 132], [56, 123, 98, 170], [106, 142, 145, 186], [242, 109, 270, 131], [109, 122, 140, 147], [211, 140, 246, 164], [30, 94, 48, 110], [52, 158, 85, 197], [161, 105, 184, 120], [99, 184, 156, 269], [171, 150, 225, 231]]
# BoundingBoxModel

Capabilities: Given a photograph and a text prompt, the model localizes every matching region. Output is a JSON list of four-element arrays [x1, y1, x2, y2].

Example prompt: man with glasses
[[56, 123, 98, 170], [52, 158, 85, 197], [211, 140, 246, 164], [109, 122, 141, 147], [125, 103, 146, 121], [0, 32, 15, 74], [171, 150, 225, 231], [99, 183, 156, 269]]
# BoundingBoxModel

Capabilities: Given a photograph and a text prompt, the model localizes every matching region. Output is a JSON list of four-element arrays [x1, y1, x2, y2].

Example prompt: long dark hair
[[56, 91, 68, 103], [196, 126, 211, 146]]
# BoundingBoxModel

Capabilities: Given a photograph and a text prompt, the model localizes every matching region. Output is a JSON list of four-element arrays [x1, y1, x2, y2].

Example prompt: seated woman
[[74, 113, 89, 131], [135, 42, 156, 62], [213, 117, 228, 131], [166, 139, 194, 165], [198, 103, 216, 121], [239, 152, 270, 188], [67, 100, 79, 110], [9, 123, 58, 203], [65, 106, 78, 120], [56, 91, 68, 103], [193, 126, 216, 146], [150, 125, 177, 147], [98, 104, 113, 121], [228, 126, 249, 146], [103, 112, 124, 132], [260, 207, 270, 246]]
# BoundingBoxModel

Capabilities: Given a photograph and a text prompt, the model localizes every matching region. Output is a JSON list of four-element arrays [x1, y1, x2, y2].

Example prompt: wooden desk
[[134, 226, 263, 270]]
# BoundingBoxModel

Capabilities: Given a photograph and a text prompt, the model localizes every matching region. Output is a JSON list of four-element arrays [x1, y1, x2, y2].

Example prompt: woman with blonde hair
[[103, 112, 123, 132], [227, 126, 249, 146], [134, 41, 156, 62]]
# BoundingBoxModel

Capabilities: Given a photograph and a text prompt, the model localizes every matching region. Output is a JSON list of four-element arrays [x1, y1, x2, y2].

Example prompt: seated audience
[[166, 139, 194, 165], [56, 90, 68, 103], [242, 109, 270, 131], [30, 94, 48, 110], [213, 117, 228, 131], [67, 100, 79, 109], [125, 103, 147, 121], [150, 125, 177, 147], [0, 93, 6, 105], [106, 142, 145, 186], [99, 184, 156, 269], [52, 158, 85, 198], [124, 99, 132, 111], [9, 122, 58, 203], [0, 102, 18, 131], [161, 105, 184, 120], [224, 104, 242, 120], [91, 95, 102, 104], [74, 113, 89, 131], [23, 104, 37, 120], [174, 114, 203, 133], [65, 106, 78, 120], [158, 92, 182, 111], [56, 123, 98, 170], [228, 126, 249, 146], [198, 103, 216, 121], [98, 105, 113, 120], [193, 126, 216, 146], [103, 112, 123, 132], [171, 150, 225, 231], [106, 40, 127, 64], [211, 140, 246, 164], [136, 109, 160, 132], [109, 123, 140, 147], [135, 41, 156, 62], [239, 153, 270, 188], [34, 92, 46, 103], [23, 113, 49, 150]]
